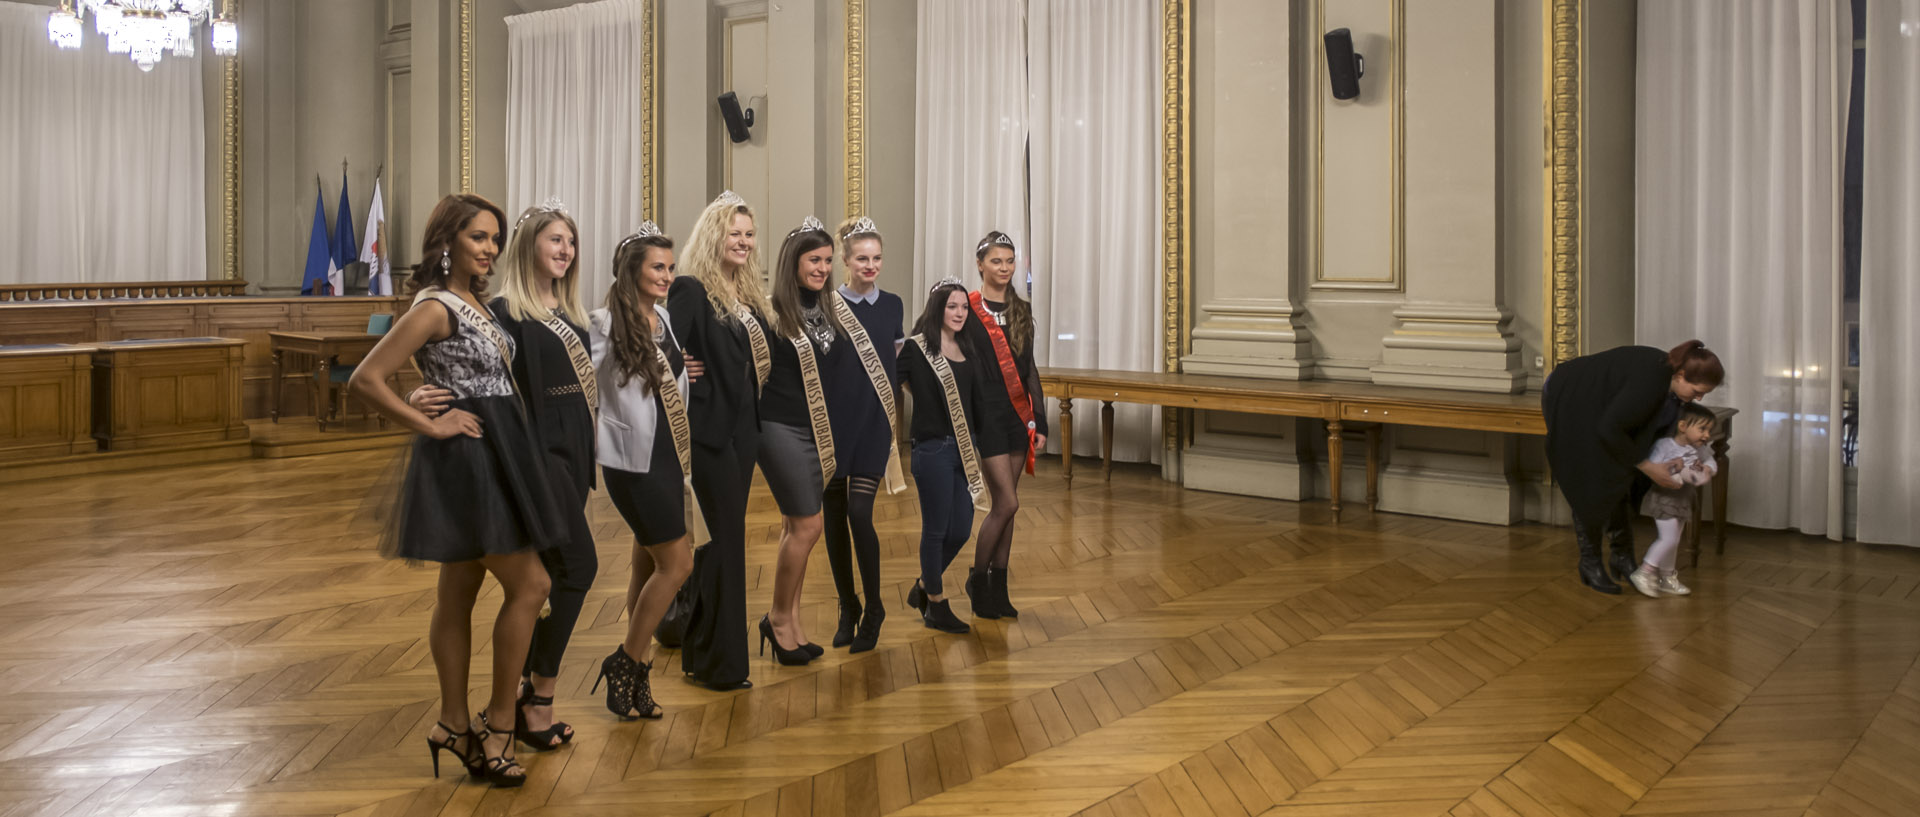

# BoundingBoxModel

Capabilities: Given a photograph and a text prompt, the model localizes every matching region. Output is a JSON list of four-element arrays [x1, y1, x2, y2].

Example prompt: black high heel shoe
[[966, 568, 1000, 620], [758, 615, 813, 665], [515, 677, 574, 750], [907, 581, 927, 613], [472, 711, 527, 788], [424, 721, 479, 779], [849, 602, 885, 654], [632, 658, 664, 720], [832, 599, 862, 648]]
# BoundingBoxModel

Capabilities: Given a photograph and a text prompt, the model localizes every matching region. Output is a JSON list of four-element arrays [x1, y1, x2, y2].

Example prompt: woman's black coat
[[1542, 345, 1682, 523]]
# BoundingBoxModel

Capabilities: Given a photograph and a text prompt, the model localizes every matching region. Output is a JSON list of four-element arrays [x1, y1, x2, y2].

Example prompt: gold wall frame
[[643, 0, 660, 216], [459, 0, 474, 193], [1544, 0, 1581, 370], [220, 0, 240, 280], [1162, 0, 1191, 451], [844, 0, 866, 217], [1309, 0, 1404, 291]]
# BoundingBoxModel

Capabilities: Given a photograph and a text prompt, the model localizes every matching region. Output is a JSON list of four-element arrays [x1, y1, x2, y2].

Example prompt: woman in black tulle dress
[[349, 193, 563, 789]]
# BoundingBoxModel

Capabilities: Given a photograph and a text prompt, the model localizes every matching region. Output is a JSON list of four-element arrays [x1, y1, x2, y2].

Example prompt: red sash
[[969, 290, 1037, 474]]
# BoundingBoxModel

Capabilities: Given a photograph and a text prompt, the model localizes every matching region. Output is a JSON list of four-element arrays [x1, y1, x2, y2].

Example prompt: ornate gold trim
[[643, 0, 660, 216], [1162, 0, 1191, 449], [459, 0, 474, 193], [1310, 0, 1405, 290], [221, 0, 240, 281], [844, 0, 866, 217], [1546, 0, 1580, 369]]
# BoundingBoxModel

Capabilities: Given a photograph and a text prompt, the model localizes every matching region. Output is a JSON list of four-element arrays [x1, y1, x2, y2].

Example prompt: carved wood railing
[[0, 280, 249, 302]]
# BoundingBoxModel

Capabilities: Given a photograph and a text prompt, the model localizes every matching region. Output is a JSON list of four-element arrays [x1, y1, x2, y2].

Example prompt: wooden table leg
[[1712, 436, 1731, 555], [1687, 496, 1702, 568], [1365, 425, 1381, 511], [269, 349, 284, 423], [1328, 418, 1344, 515], [1059, 397, 1074, 484], [314, 360, 331, 431], [1101, 401, 1115, 481]]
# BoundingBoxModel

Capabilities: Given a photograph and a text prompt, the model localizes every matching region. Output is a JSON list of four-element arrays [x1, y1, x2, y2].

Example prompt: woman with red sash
[[957, 230, 1047, 620]]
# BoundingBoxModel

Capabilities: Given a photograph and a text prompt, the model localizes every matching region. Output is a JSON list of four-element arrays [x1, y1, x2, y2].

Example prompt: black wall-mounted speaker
[[718, 92, 756, 143], [1324, 28, 1365, 101]]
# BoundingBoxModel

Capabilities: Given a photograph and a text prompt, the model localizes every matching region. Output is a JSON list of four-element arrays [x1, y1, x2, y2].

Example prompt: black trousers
[[526, 455, 597, 678], [679, 432, 757, 685]]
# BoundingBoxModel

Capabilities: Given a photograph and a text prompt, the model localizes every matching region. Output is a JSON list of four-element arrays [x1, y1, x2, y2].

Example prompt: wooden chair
[[314, 314, 394, 427]]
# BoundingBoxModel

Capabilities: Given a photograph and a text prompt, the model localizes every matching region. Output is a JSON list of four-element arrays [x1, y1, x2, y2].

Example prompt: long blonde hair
[[496, 208, 585, 322], [680, 196, 768, 322]]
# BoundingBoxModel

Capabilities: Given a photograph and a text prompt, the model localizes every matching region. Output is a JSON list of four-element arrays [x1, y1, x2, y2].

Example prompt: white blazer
[[589, 304, 690, 473]]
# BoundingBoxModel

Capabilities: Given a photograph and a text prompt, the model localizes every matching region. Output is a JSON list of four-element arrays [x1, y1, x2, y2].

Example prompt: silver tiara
[[841, 215, 879, 239], [791, 215, 826, 236], [713, 189, 745, 207], [516, 195, 568, 228], [975, 232, 1016, 253], [929, 275, 965, 294], [616, 221, 664, 253]]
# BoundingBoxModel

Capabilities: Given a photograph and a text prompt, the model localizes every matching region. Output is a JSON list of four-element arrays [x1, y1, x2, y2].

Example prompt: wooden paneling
[[0, 279, 248, 302], [0, 345, 94, 461], [90, 338, 249, 450]]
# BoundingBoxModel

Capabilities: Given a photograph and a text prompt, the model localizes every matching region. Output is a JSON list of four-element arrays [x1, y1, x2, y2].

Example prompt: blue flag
[[330, 172, 357, 296], [300, 185, 332, 296]]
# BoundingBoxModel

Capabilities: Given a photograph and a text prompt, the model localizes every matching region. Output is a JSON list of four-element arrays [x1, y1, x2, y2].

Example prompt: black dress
[[381, 293, 564, 564], [823, 289, 903, 477], [489, 298, 598, 680], [602, 336, 687, 546], [959, 297, 1048, 457], [666, 276, 762, 686], [1542, 345, 1682, 526]]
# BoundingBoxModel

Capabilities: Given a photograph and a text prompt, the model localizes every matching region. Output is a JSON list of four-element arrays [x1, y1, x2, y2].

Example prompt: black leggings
[[525, 455, 597, 679], [680, 434, 756, 686], [824, 473, 883, 608]]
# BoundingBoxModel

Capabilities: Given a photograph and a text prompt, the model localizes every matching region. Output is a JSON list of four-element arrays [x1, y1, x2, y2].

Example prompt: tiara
[[975, 233, 1016, 254], [840, 215, 879, 239], [515, 195, 568, 228], [790, 215, 826, 237], [615, 221, 664, 253], [928, 275, 965, 294], [713, 189, 745, 207]]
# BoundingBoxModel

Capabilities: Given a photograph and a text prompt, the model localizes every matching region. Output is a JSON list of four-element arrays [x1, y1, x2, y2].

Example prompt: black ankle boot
[[1605, 528, 1638, 582], [832, 599, 861, 648], [1577, 525, 1622, 594], [850, 602, 885, 653], [922, 599, 971, 633], [989, 567, 1019, 618], [965, 568, 1000, 620]]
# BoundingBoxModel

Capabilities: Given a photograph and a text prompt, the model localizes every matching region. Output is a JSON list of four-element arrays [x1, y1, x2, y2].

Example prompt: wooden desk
[[0, 344, 96, 461], [90, 338, 248, 451], [1039, 367, 1736, 561], [268, 332, 383, 430]]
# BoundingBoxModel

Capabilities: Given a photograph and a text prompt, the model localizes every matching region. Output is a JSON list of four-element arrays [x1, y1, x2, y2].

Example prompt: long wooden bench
[[1038, 367, 1736, 561]]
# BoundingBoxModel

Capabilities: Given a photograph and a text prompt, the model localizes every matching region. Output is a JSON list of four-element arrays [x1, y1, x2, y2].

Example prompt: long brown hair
[[409, 193, 506, 297], [768, 227, 847, 341], [913, 283, 969, 358], [1666, 340, 1725, 387], [606, 234, 674, 391], [974, 230, 1032, 354]]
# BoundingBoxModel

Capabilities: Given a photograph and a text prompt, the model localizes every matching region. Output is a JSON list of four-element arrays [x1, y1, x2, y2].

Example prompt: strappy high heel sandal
[[472, 711, 528, 788], [632, 658, 664, 720], [424, 721, 479, 779], [593, 646, 662, 720], [514, 676, 574, 750]]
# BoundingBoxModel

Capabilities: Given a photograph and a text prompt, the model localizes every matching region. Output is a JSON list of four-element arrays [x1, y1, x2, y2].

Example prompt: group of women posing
[[348, 190, 1047, 787]]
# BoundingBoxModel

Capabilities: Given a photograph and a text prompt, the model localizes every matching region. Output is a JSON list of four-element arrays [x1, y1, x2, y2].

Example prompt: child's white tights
[[1642, 518, 1683, 573]]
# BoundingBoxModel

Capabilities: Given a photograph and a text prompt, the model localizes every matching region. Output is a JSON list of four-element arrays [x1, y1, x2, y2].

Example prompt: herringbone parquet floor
[[3, 449, 1917, 817]]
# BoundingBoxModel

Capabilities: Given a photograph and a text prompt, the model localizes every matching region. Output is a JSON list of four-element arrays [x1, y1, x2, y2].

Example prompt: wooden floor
[[4, 451, 1918, 817]]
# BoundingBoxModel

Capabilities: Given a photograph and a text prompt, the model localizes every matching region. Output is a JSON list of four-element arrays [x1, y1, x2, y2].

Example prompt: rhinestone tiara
[[840, 215, 879, 240], [616, 221, 665, 253], [515, 195, 568, 228]]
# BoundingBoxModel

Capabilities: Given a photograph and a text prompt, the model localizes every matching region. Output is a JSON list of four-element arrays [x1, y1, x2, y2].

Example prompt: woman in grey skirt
[[754, 216, 847, 666]]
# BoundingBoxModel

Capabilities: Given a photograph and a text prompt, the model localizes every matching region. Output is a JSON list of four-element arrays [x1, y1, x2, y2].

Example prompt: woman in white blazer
[[588, 223, 694, 722]]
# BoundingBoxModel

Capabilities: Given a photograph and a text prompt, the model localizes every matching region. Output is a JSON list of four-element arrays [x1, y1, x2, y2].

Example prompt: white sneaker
[[1656, 572, 1691, 596], [1628, 569, 1661, 598]]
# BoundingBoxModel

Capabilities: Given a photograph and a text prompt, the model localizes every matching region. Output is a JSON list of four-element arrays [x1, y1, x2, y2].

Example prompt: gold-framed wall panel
[[1310, 0, 1404, 291], [1162, 0, 1191, 450], [458, 0, 474, 193], [1545, 0, 1580, 370], [844, 0, 866, 218], [643, 0, 660, 217], [220, 0, 240, 281]]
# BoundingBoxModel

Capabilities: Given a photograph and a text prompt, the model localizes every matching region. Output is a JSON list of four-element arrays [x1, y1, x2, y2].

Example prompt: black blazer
[[667, 276, 763, 449], [489, 297, 595, 491]]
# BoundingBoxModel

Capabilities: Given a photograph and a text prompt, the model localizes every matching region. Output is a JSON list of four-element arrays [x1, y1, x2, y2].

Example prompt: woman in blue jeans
[[898, 280, 989, 632]]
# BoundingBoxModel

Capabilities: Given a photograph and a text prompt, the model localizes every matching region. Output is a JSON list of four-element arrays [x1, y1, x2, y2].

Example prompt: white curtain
[[1855, 0, 1920, 546], [912, 0, 1031, 301], [1028, 0, 1163, 463], [505, 0, 651, 310], [0, 1, 206, 285], [1635, 0, 1850, 537]]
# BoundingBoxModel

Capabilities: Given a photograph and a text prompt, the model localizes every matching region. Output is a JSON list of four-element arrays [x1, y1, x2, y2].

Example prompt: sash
[[968, 290, 1037, 474], [653, 343, 710, 547], [908, 334, 988, 510], [733, 303, 773, 392], [414, 287, 513, 368], [540, 313, 598, 420], [790, 334, 838, 485], [827, 292, 906, 494]]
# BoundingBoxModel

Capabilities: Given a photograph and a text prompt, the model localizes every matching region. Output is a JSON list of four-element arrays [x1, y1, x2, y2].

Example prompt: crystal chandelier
[[47, 0, 238, 72]]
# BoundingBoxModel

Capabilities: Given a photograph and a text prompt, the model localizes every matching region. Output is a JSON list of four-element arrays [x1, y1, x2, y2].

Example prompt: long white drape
[[505, 0, 651, 310], [0, 1, 206, 285], [915, 0, 1163, 462], [1855, 0, 1920, 547], [1028, 0, 1162, 463], [912, 0, 1031, 300], [1635, 0, 1850, 537]]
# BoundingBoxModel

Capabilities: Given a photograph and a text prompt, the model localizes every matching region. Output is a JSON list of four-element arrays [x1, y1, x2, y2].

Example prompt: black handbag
[[653, 544, 708, 648]]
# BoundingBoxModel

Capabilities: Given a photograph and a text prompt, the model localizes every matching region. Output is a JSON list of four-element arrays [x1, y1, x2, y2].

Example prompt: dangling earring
[[440, 249, 451, 272]]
